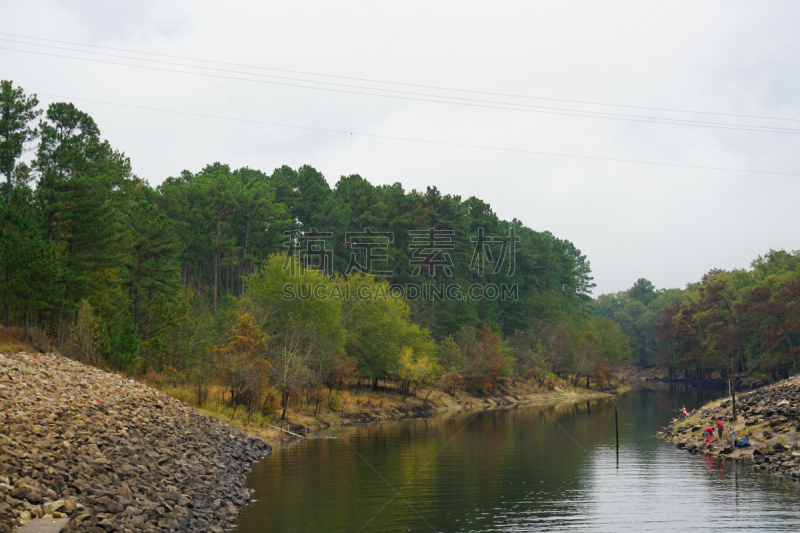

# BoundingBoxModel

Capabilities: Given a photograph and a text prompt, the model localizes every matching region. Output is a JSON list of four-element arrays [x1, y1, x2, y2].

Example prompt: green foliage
[[0, 80, 41, 204], [596, 279, 685, 367], [438, 323, 516, 392], [67, 299, 104, 365], [0, 81, 640, 406], [156, 163, 286, 313], [0, 202, 62, 317], [244, 254, 344, 388], [103, 311, 139, 372], [33, 102, 134, 311], [601, 250, 800, 381], [328, 393, 342, 412], [341, 274, 435, 382], [121, 200, 182, 328], [394, 346, 439, 396]]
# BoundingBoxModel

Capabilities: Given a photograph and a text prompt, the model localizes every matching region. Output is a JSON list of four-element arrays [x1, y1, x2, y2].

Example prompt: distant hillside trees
[[598, 250, 800, 381]]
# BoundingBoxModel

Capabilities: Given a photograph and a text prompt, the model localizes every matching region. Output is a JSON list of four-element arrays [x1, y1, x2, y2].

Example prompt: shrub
[[394, 346, 437, 396], [190, 361, 214, 407], [143, 367, 167, 388], [439, 371, 465, 396], [476, 376, 494, 393], [529, 367, 548, 386], [161, 385, 192, 405], [325, 351, 358, 389], [67, 299, 104, 366], [193, 380, 210, 408], [592, 365, 613, 389], [308, 385, 330, 416], [328, 393, 342, 412], [261, 390, 281, 418]]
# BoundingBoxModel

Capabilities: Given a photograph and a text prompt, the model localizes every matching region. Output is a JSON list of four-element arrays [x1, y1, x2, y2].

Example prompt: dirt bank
[[0, 351, 270, 532], [216, 380, 624, 449], [657, 374, 800, 482]]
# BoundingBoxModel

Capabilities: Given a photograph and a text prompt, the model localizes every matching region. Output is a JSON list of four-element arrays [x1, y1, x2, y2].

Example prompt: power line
[[86, 0, 207, 118], [34, 91, 800, 177], [3, 31, 798, 125], [5, 38, 799, 134], [260, 0, 436, 170], [127, 0, 296, 166], [3, 41, 800, 135]]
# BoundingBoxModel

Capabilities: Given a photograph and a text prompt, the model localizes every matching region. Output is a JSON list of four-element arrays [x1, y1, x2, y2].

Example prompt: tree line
[[597, 250, 800, 382], [1, 80, 630, 418]]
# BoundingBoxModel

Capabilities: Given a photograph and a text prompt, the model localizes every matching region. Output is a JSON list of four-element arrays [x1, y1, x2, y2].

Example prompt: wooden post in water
[[615, 404, 619, 467]]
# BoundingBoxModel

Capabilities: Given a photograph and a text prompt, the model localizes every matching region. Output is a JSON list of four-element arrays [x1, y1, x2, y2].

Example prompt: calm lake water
[[235, 386, 800, 532]]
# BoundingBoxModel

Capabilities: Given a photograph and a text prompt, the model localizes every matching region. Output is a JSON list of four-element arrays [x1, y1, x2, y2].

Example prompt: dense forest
[[1, 80, 631, 416], [4, 80, 796, 419], [598, 251, 800, 382]]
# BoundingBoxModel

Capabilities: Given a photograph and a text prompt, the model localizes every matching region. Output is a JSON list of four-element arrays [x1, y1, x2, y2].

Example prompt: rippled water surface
[[236, 386, 800, 532]]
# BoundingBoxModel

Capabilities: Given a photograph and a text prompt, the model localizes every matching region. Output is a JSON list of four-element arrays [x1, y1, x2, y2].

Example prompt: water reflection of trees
[[238, 386, 736, 532]]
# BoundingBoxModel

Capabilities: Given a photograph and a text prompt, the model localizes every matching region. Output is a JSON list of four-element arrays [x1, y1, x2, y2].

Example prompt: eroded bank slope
[[0, 351, 270, 532], [228, 381, 620, 448], [657, 375, 800, 482]]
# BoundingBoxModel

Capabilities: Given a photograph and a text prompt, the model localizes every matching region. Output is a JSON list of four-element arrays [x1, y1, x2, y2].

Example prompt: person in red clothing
[[715, 418, 724, 439], [703, 427, 714, 444]]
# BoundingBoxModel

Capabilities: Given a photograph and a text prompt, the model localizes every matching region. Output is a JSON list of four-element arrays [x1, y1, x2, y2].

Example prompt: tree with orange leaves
[[212, 312, 272, 421], [473, 324, 508, 392]]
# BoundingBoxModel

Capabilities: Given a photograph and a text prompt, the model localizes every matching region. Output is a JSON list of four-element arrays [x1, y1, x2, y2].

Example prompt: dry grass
[[0, 342, 27, 353], [0, 327, 34, 354], [144, 375, 618, 449]]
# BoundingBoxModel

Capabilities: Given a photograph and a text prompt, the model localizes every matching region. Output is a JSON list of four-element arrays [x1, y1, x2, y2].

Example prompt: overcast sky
[[2, 0, 799, 295]]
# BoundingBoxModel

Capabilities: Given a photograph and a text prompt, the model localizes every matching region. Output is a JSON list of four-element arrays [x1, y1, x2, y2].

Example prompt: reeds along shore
[[657, 375, 800, 481]]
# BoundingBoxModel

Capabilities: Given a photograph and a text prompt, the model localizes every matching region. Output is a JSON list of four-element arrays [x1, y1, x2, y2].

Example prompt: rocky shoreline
[[0, 351, 271, 532], [657, 375, 800, 483]]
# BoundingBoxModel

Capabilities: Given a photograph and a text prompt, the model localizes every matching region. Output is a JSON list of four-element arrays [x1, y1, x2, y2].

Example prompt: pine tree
[[0, 202, 62, 334], [33, 102, 132, 308], [121, 200, 182, 327], [0, 80, 41, 204]]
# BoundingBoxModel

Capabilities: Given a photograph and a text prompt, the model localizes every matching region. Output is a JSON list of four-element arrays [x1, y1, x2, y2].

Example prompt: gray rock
[[0, 351, 271, 532]]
